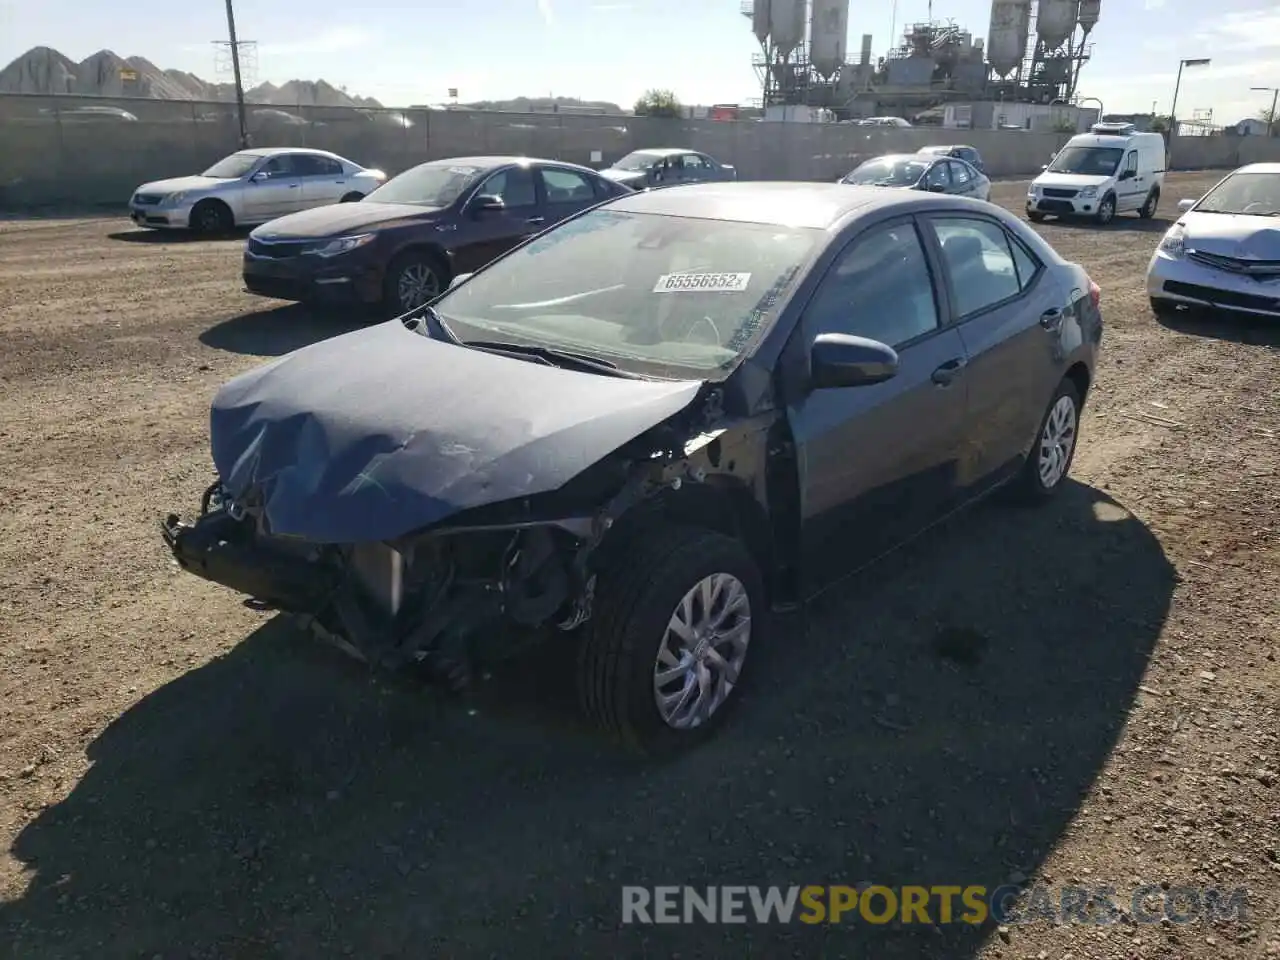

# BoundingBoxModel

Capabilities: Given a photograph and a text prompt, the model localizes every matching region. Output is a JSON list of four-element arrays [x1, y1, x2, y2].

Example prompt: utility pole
[[1251, 86, 1279, 138], [224, 0, 249, 149]]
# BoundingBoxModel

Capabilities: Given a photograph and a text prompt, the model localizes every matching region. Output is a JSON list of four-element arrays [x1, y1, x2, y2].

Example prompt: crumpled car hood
[[209, 321, 703, 543], [1180, 211, 1280, 259]]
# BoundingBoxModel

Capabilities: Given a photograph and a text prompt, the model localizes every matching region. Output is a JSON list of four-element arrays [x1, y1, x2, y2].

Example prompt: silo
[[1036, 0, 1078, 49], [809, 0, 850, 78], [752, 0, 772, 44], [987, 0, 1031, 77], [770, 0, 806, 57], [1077, 0, 1101, 30]]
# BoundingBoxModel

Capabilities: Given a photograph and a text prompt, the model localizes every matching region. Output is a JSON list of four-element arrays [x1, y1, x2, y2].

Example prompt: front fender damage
[[161, 387, 749, 690]]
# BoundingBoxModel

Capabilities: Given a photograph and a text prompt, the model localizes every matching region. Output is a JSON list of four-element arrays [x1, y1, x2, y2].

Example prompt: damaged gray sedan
[[162, 182, 1102, 754]]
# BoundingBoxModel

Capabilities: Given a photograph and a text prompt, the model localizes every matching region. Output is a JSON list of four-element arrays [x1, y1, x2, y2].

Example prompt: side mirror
[[471, 195, 504, 216], [250, 171, 270, 182], [1177, 198, 1195, 213], [926, 183, 947, 193], [448, 272, 473, 290], [1118, 170, 1135, 181], [1040, 164, 1049, 171], [809, 333, 899, 390]]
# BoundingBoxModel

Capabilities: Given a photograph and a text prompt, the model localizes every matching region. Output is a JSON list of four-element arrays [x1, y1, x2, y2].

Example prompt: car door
[[922, 160, 952, 195], [946, 159, 980, 198], [296, 154, 350, 208], [922, 213, 1068, 491], [537, 165, 603, 225], [679, 153, 717, 183], [451, 165, 544, 273], [783, 216, 971, 593], [1117, 148, 1144, 210], [243, 154, 305, 219]]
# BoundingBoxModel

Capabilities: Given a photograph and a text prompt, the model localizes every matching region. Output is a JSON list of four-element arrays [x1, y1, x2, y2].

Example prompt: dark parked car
[[242, 156, 631, 316], [599, 148, 737, 190], [840, 154, 991, 202], [163, 182, 1102, 755], [918, 143, 987, 174]]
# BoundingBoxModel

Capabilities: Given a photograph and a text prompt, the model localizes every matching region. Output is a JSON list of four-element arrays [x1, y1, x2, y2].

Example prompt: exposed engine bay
[[160, 385, 771, 690]]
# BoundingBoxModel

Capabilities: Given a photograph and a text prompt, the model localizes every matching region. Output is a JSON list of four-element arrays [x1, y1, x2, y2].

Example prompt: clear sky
[[0, 0, 1276, 123]]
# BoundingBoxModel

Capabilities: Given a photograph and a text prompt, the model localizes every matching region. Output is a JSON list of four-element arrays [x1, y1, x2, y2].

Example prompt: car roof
[[413, 155, 601, 174], [1235, 162, 1280, 174], [863, 153, 934, 163], [605, 180, 961, 229], [921, 144, 975, 151], [238, 147, 344, 158], [623, 148, 696, 157]]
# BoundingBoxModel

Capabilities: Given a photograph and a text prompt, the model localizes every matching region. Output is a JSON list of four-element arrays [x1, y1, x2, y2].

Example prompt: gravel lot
[[1, 173, 1277, 959]]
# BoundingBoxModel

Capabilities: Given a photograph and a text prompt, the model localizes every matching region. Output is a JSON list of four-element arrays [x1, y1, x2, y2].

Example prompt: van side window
[[1125, 151, 1138, 174]]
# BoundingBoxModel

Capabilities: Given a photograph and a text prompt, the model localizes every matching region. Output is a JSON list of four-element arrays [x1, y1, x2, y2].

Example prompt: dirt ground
[[0, 173, 1277, 959]]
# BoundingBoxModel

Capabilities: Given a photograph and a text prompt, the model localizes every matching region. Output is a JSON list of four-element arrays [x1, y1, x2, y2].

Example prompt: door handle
[[931, 357, 967, 386], [526, 216, 546, 225], [1039, 307, 1064, 330], [288, 184, 300, 189]]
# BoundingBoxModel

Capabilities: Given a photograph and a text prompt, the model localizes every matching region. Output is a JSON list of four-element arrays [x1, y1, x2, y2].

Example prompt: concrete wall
[[3, 93, 1280, 211]]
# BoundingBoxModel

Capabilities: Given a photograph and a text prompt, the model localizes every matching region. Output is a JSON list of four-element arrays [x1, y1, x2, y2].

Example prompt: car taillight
[[1088, 278, 1101, 310]]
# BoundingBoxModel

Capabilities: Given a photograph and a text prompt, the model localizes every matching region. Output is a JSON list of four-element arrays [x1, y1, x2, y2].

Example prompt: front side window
[[805, 221, 939, 348], [475, 167, 538, 208], [432, 210, 822, 379]]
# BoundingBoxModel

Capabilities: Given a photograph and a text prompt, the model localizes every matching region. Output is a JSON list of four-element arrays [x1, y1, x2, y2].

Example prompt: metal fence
[[3, 93, 1279, 211]]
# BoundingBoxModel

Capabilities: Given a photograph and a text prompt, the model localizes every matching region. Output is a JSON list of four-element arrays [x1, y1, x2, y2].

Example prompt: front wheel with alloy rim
[[1139, 190, 1160, 218], [382, 252, 446, 318], [1094, 194, 1116, 225], [577, 526, 764, 756], [1009, 378, 1082, 504]]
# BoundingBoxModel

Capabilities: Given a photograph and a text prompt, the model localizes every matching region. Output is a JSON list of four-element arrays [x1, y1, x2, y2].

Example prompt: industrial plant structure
[[742, 0, 1100, 120]]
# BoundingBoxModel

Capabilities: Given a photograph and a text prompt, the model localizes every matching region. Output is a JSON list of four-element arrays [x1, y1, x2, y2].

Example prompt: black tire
[[1138, 189, 1160, 219], [1008, 378, 1082, 505], [1094, 193, 1116, 225], [1027, 211, 1046, 223], [577, 525, 765, 756], [381, 250, 449, 318], [189, 199, 233, 235], [340, 192, 364, 203], [1150, 297, 1179, 319]]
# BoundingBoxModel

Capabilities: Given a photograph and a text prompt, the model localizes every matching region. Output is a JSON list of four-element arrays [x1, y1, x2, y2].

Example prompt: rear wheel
[[382, 250, 448, 318], [340, 192, 364, 203], [577, 526, 764, 756], [1008, 378, 1082, 504], [1139, 189, 1160, 219], [1027, 211, 1046, 223], [189, 199, 233, 235]]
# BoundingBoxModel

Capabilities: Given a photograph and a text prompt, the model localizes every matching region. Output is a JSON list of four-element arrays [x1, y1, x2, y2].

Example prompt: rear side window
[[930, 217, 1028, 317]]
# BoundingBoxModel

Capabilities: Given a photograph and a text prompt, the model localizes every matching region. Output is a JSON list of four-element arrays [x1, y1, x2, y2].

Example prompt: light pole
[[1169, 57, 1211, 139], [1251, 86, 1279, 137], [224, 0, 249, 149]]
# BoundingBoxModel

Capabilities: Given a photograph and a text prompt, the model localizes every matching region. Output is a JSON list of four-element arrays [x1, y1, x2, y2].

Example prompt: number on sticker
[[652, 272, 751, 293]]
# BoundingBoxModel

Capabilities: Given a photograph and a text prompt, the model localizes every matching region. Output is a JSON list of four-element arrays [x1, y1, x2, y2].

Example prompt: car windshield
[[1047, 146, 1124, 176], [613, 151, 662, 171], [364, 161, 489, 206], [202, 153, 260, 179], [1193, 171, 1280, 216], [431, 209, 822, 379], [843, 158, 929, 186]]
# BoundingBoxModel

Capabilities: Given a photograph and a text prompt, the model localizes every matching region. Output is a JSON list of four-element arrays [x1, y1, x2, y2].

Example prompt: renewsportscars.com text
[[621, 884, 1249, 926]]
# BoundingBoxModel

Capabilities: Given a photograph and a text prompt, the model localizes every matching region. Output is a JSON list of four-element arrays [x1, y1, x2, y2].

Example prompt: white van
[[1026, 123, 1167, 225]]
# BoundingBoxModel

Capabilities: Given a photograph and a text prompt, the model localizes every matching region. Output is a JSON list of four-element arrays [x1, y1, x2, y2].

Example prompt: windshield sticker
[[653, 272, 751, 293]]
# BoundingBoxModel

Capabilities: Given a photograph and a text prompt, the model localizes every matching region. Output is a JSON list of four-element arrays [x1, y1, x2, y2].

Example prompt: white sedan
[[128, 147, 387, 234], [1148, 162, 1280, 320]]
